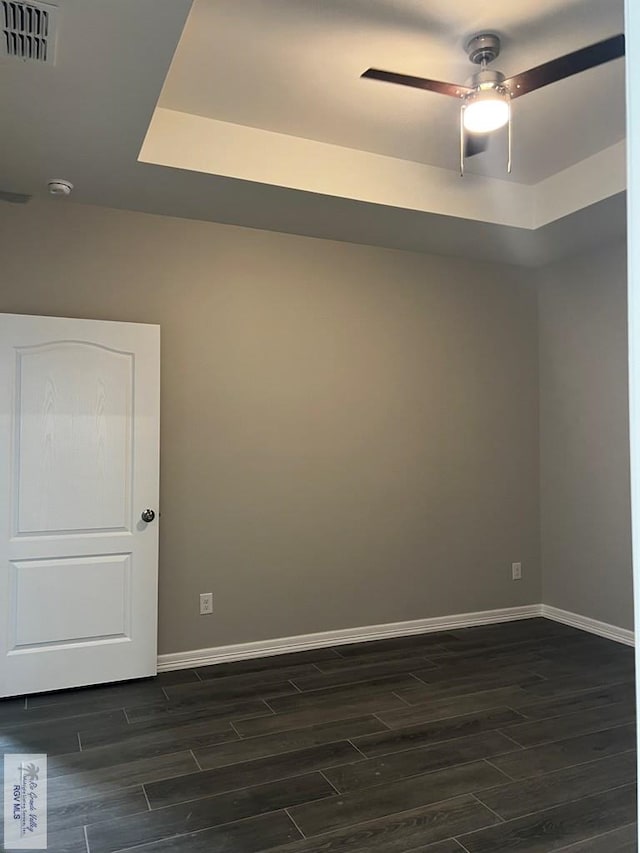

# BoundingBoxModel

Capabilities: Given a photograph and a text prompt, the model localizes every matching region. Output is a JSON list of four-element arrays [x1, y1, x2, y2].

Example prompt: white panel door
[[0, 313, 160, 697]]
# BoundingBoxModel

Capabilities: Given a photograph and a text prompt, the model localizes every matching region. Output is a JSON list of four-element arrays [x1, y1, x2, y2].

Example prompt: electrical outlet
[[511, 562, 522, 580], [199, 592, 213, 615]]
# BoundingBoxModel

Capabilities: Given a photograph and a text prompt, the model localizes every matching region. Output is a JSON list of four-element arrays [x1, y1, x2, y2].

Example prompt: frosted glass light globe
[[463, 92, 510, 133]]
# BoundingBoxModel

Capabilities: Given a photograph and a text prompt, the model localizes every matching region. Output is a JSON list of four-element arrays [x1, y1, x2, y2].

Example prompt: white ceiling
[[0, 0, 627, 266], [160, 0, 625, 183]]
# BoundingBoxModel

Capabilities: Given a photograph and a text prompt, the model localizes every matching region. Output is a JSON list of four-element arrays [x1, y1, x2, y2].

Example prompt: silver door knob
[[141, 509, 156, 523]]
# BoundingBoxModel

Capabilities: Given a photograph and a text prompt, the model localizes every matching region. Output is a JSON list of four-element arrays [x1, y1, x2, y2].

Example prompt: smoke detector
[[47, 179, 72, 196], [1, 1, 58, 64]]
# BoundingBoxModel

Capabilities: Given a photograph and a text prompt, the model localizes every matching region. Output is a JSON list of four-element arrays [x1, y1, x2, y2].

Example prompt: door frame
[[624, 0, 640, 835]]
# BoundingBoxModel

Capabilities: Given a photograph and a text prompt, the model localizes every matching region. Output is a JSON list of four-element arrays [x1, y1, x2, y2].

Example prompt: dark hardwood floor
[[1, 618, 636, 853]]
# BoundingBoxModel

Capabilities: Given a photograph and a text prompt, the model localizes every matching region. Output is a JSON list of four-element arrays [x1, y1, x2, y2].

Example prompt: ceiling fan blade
[[362, 68, 472, 98], [505, 33, 624, 99], [464, 132, 490, 158]]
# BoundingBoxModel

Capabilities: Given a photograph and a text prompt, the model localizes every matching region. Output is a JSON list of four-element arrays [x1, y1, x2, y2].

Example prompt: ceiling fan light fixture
[[362, 31, 624, 175], [463, 89, 510, 134]]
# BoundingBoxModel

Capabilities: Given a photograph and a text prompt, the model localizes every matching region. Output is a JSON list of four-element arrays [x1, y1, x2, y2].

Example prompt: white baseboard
[[157, 604, 542, 672], [541, 604, 635, 647], [158, 603, 635, 672]]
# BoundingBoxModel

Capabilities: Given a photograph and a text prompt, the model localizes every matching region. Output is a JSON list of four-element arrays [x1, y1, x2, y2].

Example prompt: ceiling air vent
[[1, 1, 57, 64]]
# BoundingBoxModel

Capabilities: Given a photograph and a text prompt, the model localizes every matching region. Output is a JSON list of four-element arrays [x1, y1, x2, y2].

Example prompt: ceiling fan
[[362, 32, 625, 175]]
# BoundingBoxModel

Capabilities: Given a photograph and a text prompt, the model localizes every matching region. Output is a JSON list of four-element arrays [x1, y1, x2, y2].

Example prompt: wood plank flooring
[[1, 618, 636, 852]]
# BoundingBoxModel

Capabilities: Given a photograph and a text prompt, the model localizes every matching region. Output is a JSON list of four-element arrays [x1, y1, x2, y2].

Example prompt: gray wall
[[538, 240, 633, 629], [0, 201, 540, 654]]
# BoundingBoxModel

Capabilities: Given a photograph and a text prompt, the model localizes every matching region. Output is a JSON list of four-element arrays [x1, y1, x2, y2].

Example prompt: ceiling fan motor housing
[[466, 33, 501, 65], [470, 68, 506, 89]]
